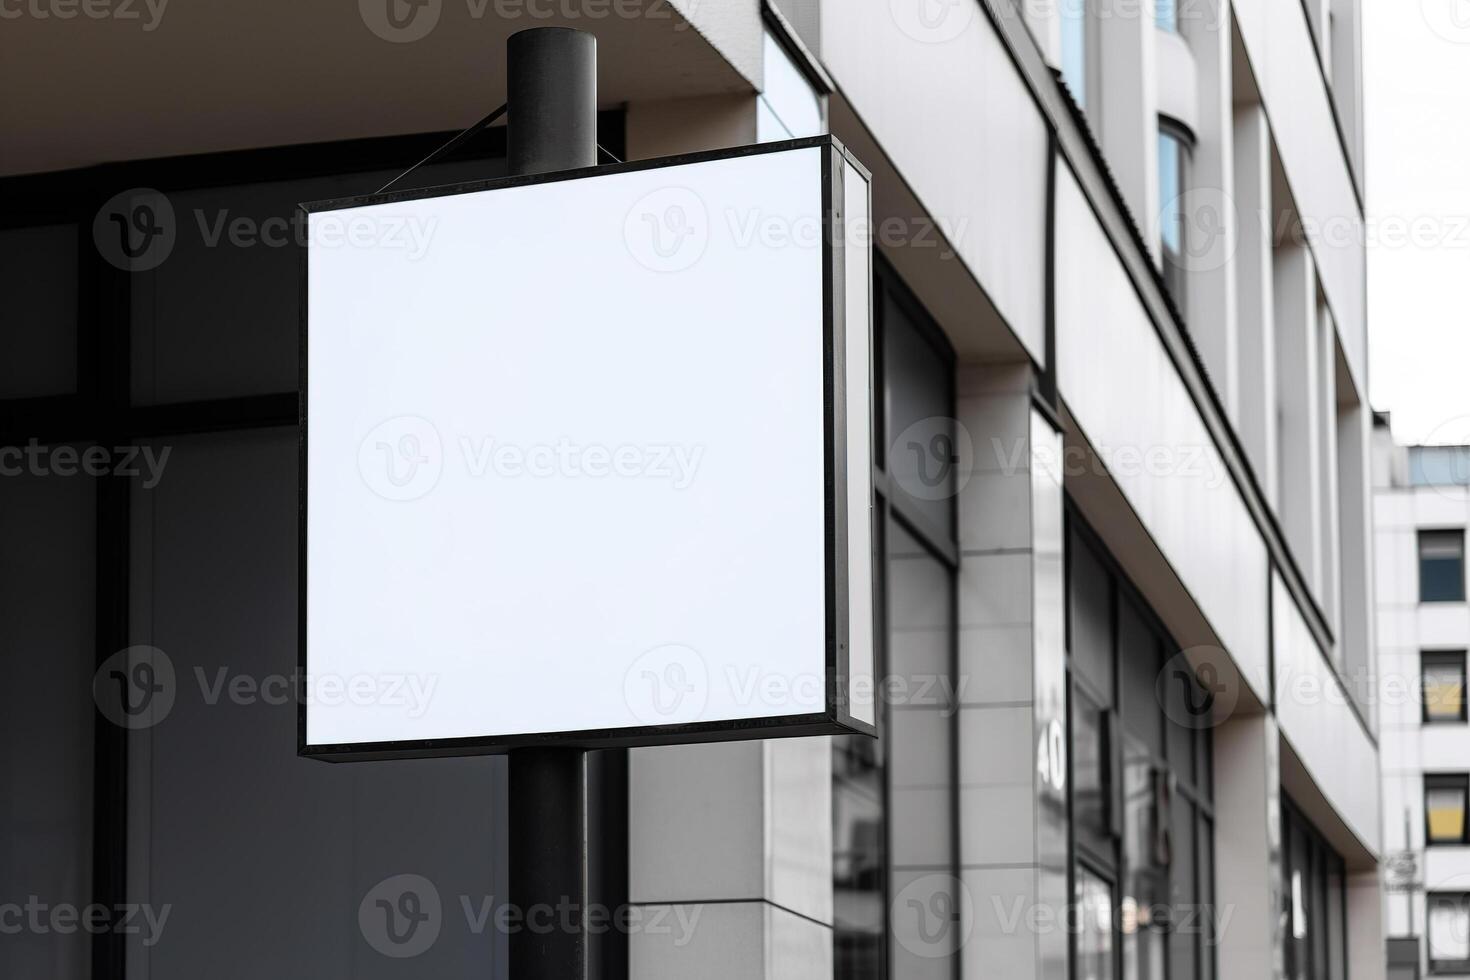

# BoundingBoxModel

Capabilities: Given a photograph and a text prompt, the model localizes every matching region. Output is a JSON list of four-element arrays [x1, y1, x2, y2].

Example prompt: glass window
[[757, 30, 822, 142], [1325, 857, 1344, 980], [1069, 526, 1115, 706], [1424, 651, 1468, 723], [0, 224, 77, 398], [883, 281, 958, 541], [1410, 446, 1470, 488], [1060, 0, 1089, 108], [1067, 515, 1215, 980], [1077, 867, 1116, 980], [1073, 691, 1111, 847], [1430, 894, 1470, 972], [1282, 800, 1349, 980], [833, 730, 885, 977], [1169, 798, 1198, 980], [886, 519, 955, 877], [1166, 670, 1200, 787], [1157, 127, 1188, 306], [1287, 826, 1311, 979], [1199, 819, 1217, 980], [1156, 0, 1178, 31], [1118, 595, 1163, 758], [1426, 776, 1470, 846], [833, 261, 957, 979], [1420, 529, 1466, 603], [1121, 741, 1167, 980]]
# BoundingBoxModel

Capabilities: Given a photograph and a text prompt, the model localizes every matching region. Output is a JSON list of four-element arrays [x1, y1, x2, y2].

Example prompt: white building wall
[[622, 0, 1382, 975], [1232, 0, 1367, 392], [1376, 476, 1470, 977], [1054, 162, 1272, 699], [818, 0, 1049, 363]]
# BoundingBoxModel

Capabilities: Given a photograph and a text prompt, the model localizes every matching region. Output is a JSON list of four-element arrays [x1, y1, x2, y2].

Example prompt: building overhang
[[1, 0, 758, 177]]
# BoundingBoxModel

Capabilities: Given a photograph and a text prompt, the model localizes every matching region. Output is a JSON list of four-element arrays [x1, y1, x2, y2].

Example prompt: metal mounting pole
[[507, 27, 597, 176], [504, 27, 625, 980]]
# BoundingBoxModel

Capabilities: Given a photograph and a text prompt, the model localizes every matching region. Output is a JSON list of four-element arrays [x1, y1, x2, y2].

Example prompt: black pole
[[507, 27, 597, 175], [505, 27, 625, 980]]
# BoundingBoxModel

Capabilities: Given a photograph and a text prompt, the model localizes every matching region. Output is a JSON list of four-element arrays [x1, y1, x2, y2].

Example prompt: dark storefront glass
[[0, 122, 634, 978], [1066, 516, 1216, 980], [833, 261, 958, 979], [1281, 798, 1349, 980], [1077, 866, 1116, 980]]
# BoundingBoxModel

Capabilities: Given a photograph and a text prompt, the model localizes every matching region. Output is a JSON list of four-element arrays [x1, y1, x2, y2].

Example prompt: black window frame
[[1065, 508, 1217, 980], [1422, 650, 1469, 725], [1281, 796, 1349, 980], [1157, 117, 1194, 311], [1429, 892, 1470, 975], [0, 115, 633, 980], [1419, 528, 1467, 604], [831, 256, 960, 980], [1425, 774, 1470, 848]]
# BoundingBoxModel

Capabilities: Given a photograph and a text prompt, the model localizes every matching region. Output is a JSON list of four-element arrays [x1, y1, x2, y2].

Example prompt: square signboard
[[300, 136, 874, 760]]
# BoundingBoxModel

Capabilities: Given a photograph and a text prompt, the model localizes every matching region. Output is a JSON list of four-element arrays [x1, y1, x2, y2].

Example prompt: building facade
[[1, 0, 1383, 978], [1375, 428, 1470, 980]]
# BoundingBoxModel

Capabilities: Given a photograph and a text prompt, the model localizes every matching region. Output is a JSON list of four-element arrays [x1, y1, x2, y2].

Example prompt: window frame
[[1425, 774, 1470, 848], [0, 121, 607, 979], [1422, 650, 1469, 725], [1281, 796, 1349, 980], [1074, 858, 1119, 980], [831, 256, 960, 980], [1059, 0, 1101, 114], [1065, 509, 1217, 980], [1418, 528, 1467, 604], [1156, 117, 1194, 309], [1429, 892, 1470, 974]]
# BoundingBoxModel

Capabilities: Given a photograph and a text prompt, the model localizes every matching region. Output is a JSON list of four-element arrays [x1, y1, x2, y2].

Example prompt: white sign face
[[301, 137, 874, 758]]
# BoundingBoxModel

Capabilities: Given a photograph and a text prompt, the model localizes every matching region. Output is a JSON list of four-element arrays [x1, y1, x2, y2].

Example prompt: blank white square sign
[[302, 138, 873, 756]]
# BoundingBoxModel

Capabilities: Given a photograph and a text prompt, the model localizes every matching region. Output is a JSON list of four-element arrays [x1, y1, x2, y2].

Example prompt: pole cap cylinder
[[506, 27, 598, 177]]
